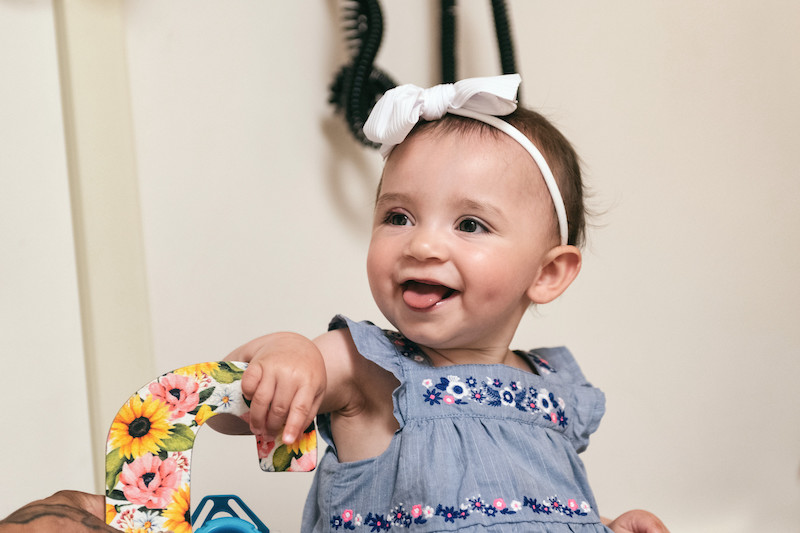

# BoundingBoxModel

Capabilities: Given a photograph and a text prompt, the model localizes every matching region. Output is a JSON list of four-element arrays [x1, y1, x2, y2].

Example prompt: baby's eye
[[385, 212, 411, 226], [457, 218, 488, 233]]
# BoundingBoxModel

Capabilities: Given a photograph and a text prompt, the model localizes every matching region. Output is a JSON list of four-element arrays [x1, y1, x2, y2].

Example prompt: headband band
[[363, 74, 569, 246]]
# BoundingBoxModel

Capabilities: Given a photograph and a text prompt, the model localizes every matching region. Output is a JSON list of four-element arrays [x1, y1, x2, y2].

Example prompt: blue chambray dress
[[302, 316, 611, 532]]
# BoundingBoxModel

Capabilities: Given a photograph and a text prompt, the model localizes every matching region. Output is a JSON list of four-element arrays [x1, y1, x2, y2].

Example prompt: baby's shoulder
[[518, 346, 590, 384]]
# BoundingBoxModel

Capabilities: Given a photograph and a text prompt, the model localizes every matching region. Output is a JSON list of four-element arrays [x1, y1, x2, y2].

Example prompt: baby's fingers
[[280, 383, 322, 444], [263, 377, 299, 441], [241, 364, 274, 436]]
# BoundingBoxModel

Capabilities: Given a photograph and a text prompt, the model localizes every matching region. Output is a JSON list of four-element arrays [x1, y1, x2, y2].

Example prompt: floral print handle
[[104, 361, 317, 532]]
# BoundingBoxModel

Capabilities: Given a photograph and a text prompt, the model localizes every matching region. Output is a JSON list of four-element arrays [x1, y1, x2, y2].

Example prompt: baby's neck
[[421, 345, 533, 372]]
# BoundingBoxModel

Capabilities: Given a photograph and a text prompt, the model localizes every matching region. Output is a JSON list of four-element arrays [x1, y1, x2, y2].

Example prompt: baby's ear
[[527, 245, 582, 304]]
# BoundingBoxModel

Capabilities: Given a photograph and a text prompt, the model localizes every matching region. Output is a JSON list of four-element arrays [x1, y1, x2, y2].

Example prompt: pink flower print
[[288, 450, 317, 472], [493, 498, 506, 510], [119, 453, 181, 509], [172, 451, 190, 473], [342, 509, 354, 522], [568, 499, 578, 511], [444, 395, 455, 405], [550, 412, 558, 424], [148, 373, 200, 420], [411, 505, 422, 518], [114, 507, 136, 531], [256, 434, 276, 460]]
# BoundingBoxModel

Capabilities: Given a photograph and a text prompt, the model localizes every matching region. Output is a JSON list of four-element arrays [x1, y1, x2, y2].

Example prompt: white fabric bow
[[363, 74, 522, 158]]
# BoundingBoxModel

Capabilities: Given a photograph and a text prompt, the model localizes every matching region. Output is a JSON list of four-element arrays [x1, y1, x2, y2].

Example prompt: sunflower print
[[161, 484, 191, 533], [109, 394, 173, 460], [105, 361, 317, 532]]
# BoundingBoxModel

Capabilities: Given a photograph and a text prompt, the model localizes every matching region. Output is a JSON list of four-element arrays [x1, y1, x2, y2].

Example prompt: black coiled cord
[[331, 0, 520, 147], [329, 0, 397, 148]]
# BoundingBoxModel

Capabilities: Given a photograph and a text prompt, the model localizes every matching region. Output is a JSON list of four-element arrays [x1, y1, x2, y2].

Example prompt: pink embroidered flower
[[444, 395, 455, 405], [342, 509, 354, 522], [148, 373, 200, 420], [568, 499, 578, 510], [411, 505, 422, 518], [119, 453, 181, 509], [493, 498, 506, 510], [551, 412, 559, 423]]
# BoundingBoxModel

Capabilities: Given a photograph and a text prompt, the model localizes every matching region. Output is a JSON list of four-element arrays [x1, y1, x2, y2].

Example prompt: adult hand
[[603, 509, 670, 533], [0, 491, 114, 533]]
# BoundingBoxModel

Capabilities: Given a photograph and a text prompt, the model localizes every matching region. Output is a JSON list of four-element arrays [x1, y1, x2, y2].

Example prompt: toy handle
[[192, 495, 269, 533], [104, 361, 316, 532]]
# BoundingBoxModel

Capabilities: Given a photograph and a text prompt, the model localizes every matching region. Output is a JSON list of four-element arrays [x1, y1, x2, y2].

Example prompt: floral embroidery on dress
[[421, 374, 569, 427], [330, 495, 592, 529], [529, 352, 557, 374], [383, 329, 431, 364]]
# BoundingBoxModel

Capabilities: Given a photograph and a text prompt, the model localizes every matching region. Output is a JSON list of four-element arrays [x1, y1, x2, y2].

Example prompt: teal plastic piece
[[194, 517, 259, 533], [191, 495, 269, 533]]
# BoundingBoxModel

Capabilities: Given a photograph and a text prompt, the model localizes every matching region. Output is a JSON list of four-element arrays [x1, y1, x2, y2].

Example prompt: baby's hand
[[603, 510, 670, 533], [226, 332, 326, 443]]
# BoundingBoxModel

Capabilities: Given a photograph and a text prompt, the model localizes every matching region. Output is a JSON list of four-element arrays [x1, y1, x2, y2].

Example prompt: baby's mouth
[[401, 281, 457, 310]]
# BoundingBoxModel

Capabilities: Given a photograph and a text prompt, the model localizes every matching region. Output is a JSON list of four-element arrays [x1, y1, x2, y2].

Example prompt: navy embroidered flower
[[364, 513, 390, 531], [421, 373, 567, 424], [436, 505, 460, 523], [389, 505, 412, 527], [334, 494, 590, 529], [531, 353, 557, 374], [423, 389, 442, 405], [383, 330, 430, 364], [470, 387, 487, 403]]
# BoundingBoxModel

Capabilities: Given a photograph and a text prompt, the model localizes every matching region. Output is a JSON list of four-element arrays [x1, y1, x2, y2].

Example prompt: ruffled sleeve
[[529, 347, 606, 454], [328, 315, 406, 380]]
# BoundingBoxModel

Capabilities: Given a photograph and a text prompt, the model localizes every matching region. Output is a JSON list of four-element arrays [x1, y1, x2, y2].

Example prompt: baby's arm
[[212, 329, 362, 444]]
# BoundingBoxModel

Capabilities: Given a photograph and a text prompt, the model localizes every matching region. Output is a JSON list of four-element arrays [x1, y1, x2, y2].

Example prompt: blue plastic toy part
[[192, 495, 270, 533], [194, 516, 260, 533]]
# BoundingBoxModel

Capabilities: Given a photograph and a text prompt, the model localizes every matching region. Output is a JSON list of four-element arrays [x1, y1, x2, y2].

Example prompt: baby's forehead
[[383, 133, 547, 201]]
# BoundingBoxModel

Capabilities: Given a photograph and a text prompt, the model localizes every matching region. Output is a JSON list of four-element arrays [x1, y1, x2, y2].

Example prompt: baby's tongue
[[403, 281, 450, 309]]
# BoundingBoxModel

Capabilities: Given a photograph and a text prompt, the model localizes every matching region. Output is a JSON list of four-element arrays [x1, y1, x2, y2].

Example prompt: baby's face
[[366, 128, 559, 352]]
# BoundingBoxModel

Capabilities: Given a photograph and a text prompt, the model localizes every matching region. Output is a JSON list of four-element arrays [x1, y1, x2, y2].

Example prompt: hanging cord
[[330, 0, 521, 146], [329, 0, 397, 147], [489, 0, 520, 101], [440, 0, 457, 83]]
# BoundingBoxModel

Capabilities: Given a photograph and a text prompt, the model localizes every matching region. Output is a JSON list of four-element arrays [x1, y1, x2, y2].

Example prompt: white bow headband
[[363, 74, 569, 246]]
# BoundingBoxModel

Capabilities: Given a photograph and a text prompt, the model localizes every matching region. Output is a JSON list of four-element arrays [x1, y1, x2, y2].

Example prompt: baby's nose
[[405, 227, 449, 261]]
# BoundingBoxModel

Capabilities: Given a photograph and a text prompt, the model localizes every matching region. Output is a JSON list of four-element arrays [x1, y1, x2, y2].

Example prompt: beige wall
[[3, 1, 798, 532]]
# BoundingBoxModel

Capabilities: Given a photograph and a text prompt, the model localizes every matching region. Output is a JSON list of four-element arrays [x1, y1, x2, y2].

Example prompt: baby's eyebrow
[[457, 198, 505, 221], [375, 192, 412, 208]]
